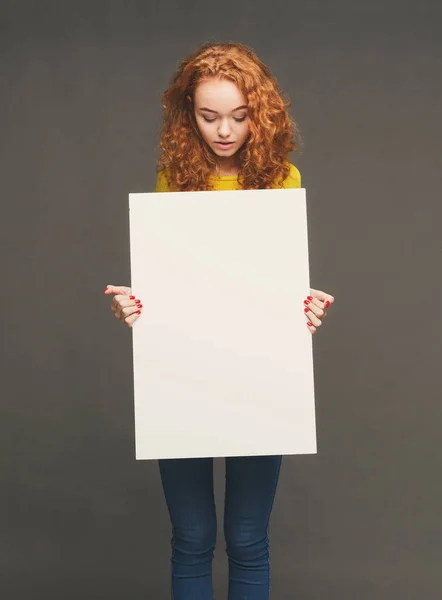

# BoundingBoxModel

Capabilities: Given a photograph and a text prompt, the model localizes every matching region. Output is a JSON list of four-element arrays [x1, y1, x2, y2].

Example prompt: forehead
[[194, 78, 247, 109]]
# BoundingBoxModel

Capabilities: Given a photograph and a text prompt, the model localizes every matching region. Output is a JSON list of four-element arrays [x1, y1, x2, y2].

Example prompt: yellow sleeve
[[155, 169, 171, 192], [282, 163, 301, 188]]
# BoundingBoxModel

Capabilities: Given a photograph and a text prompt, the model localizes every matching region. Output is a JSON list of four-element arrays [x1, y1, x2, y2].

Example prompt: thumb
[[310, 288, 335, 304], [104, 284, 132, 296]]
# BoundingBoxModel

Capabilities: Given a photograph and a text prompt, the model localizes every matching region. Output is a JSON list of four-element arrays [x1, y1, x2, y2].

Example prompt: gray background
[[1, 1, 441, 598]]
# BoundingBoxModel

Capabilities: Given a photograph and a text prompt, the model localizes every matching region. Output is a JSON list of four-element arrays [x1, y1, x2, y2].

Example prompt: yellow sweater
[[155, 163, 301, 192]]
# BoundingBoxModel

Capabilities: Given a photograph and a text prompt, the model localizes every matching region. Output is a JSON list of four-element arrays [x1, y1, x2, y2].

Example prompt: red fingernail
[[137, 304, 143, 308], [130, 296, 135, 300], [136, 310, 141, 314], [304, 300, 310, 305], [325, 301, 330, 308], [307, 296, 313, 300], [304, 308, 309, 313], [307, 322, 313, 326]]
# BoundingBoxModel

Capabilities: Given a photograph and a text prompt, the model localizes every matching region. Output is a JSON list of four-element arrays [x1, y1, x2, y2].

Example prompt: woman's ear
[[186, 94, 193, 104]]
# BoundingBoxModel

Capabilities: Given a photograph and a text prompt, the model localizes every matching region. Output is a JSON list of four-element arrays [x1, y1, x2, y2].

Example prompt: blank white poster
[[128, 188, 316, 460]]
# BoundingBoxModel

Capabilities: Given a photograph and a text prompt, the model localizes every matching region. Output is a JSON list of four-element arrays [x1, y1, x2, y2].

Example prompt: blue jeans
[[158, 455, 282, 600]]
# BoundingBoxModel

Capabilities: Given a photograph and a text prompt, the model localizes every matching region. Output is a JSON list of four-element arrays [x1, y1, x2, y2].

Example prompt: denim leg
[[224, 455, 283, 600], [158, 457, 217, 600]]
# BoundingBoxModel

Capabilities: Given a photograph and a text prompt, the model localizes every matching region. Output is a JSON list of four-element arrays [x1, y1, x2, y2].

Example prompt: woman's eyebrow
[[199, 105, 248, 113]]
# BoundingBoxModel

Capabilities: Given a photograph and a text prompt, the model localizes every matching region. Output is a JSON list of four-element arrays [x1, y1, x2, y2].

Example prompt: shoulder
[[155, 168, 171, 192], [281, 162, 301, 188]]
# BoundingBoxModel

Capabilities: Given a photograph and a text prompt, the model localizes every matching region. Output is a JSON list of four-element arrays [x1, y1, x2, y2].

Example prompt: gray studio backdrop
[[1, 1, 441, 599]]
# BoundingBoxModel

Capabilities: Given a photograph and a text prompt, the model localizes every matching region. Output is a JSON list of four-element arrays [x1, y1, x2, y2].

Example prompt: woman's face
[[192, 78, 250, 161]]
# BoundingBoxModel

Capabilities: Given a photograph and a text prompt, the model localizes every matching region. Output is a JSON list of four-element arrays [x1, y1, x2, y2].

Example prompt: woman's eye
[[201, 116, 247, 123]]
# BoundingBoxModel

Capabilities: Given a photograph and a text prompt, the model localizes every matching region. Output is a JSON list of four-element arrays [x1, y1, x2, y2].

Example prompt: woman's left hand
[[303, 288, 335, 335]]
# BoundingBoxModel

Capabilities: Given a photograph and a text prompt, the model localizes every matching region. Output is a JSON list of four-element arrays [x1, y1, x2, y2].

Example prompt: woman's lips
[[214, 141, 235, 149]]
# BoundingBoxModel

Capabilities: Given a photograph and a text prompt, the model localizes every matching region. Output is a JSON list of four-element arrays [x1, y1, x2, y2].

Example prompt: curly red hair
[[157, 41, 300, 191]]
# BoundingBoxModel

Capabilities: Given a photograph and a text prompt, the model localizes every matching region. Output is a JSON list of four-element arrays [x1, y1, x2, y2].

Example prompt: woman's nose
[[218, 119, 231, 137]]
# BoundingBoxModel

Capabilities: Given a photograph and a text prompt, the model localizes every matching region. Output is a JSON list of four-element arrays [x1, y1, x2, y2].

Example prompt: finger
[[104, 285, 132, 296], [307, 321, 317, 335], [311, 303, 326, 320], [323, 297, 334, 309], [112, 295, 142, 317], [306, 297, 326, 313], [119, 303, 143, 323], [114, 309, 142, 326], [304, 299, 325, 320], [305, 294, 326, 309], [310, 288, 335, 306], [114, 300, 142, 320], [304, 307, 322, 328], [111, 296, 123, 317], [112, 294, 139, 308], [123, 310, 142, 328]]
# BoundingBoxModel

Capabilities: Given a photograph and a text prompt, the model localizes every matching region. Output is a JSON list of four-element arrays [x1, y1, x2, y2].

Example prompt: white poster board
[[129, 188, 316, 460]]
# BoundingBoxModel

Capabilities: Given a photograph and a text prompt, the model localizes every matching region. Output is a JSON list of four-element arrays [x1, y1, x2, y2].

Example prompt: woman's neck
[[215, 156, 240, 177]]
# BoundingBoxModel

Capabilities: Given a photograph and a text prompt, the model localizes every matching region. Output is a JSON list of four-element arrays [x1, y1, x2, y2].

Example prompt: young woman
[[105, 42, 334, 600]]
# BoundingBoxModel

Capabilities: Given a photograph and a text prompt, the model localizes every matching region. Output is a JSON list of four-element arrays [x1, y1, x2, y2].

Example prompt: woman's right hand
[[104, 285, 143, 328]]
